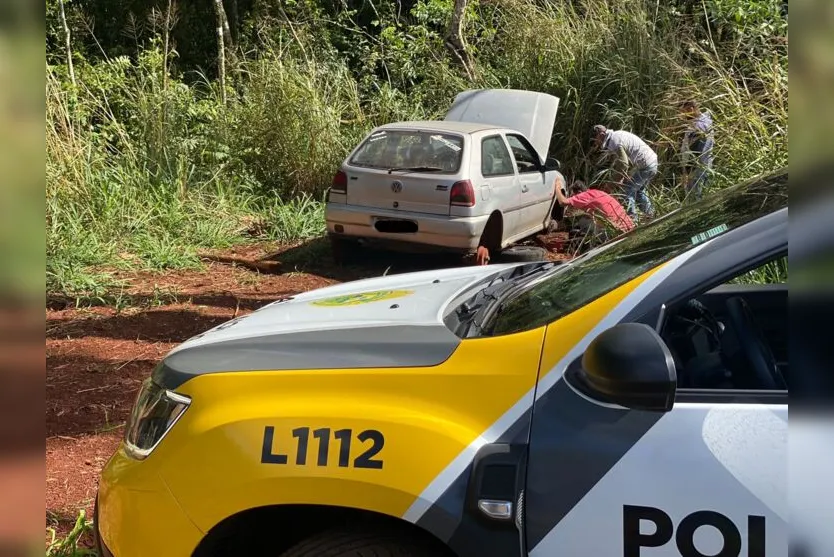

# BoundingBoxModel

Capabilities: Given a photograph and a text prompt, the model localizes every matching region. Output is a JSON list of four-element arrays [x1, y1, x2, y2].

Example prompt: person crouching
[[554, 175, 635, 254]]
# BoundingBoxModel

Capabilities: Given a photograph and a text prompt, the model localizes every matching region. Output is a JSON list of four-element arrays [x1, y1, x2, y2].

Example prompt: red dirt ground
[[45, 235, 571, 543]]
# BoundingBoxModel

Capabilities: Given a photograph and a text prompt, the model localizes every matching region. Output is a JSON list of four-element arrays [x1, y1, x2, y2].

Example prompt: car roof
[[375, 120, 504, 135]]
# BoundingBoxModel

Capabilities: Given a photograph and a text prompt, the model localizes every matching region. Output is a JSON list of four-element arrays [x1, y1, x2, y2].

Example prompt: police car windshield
[[487, 169, 788, 336]]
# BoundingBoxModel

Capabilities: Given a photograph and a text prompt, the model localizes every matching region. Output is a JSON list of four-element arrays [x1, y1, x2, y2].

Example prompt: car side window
[[481, 135, 515, 177], [729, 255, 787, 285], [658, 254, 788, 394], [505, 134, 541, 173]]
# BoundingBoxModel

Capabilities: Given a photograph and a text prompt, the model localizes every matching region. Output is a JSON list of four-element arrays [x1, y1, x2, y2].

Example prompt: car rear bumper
[[325, 203, 489, 250], [95, 445, 204, 557]]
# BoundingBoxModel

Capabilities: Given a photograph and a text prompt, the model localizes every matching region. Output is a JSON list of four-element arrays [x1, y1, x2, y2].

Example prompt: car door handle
[[521, 184, 529, 193]]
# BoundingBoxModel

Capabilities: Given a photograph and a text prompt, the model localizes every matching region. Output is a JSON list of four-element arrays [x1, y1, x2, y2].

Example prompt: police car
[[95, 168, 788, 557]]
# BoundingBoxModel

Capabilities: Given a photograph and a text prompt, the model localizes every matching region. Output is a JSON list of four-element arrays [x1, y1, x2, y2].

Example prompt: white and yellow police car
[[95, 169, 788, 557]]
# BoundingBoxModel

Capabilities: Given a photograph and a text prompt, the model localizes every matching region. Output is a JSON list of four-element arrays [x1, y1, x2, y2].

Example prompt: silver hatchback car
[[325, 89, 564, 262]]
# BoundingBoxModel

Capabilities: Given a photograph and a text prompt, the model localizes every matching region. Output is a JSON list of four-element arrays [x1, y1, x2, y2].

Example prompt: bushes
[[45, 0, 787, 299], [226, 56, 365, 198]]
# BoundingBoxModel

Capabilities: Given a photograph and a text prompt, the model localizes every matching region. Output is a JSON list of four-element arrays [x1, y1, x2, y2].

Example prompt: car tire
[[477, 213, 504, 261], [278, 529, 443, 557], [493, 245, 549, 263], [329, 234, 360, 265]]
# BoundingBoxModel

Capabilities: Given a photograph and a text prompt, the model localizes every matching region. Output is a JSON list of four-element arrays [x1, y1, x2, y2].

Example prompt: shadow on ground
[[262, 236, 473, 281]]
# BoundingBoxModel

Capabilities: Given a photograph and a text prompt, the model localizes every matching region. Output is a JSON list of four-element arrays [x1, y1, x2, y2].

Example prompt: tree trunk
[[212, 0, 234, 103], [227, 0, 239, 45], [446, 0, 473, 79], [162, 0, 173, 92], [57, 0, 76, 88], [217, 0, 235, 63]]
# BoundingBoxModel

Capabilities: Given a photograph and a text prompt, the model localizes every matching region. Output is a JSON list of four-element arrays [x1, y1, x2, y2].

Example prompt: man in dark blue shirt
[[680, 99, 715, 201]]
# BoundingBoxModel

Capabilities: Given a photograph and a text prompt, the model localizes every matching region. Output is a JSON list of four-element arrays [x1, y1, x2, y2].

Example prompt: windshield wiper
[[387, 166, 444, 174], [455, 262, 556, 334], [454, 272, 509, 322]]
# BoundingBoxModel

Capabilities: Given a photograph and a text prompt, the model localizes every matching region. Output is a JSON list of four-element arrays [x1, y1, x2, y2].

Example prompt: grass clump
[[46, 510, 96, 557], [46, 52, 328, 301]]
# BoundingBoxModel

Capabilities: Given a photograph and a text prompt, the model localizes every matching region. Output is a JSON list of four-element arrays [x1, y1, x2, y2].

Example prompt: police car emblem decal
[[311, 289, 414, 306]]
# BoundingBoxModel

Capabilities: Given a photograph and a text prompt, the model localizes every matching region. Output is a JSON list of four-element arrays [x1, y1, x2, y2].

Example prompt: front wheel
[[278, 529, 444, 557]]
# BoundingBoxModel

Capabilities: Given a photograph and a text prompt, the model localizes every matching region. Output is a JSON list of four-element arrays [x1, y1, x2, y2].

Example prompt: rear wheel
[[329, 234, 360, 265], [278, 529, 443, 557], [493, 245, 548, 263]]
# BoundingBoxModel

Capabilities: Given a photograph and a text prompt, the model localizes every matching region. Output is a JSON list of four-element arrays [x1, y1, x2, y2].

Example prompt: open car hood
[[444, 88, 560, 162]]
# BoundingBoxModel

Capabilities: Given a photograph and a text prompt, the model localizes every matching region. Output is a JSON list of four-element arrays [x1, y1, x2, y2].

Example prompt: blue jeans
[[685, 157, 712, 202], [625, 163, 657, 219]]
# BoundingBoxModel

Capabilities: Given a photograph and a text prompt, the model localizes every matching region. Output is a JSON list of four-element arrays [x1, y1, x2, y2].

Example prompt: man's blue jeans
[[625, 163, 657, 219], [685, 157, 713, 202]]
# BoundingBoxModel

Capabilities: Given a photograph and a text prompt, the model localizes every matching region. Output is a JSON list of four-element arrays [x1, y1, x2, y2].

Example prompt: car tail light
[[331, 170, 348, 195], [124, 378, 190, 460], [450, 180, 475, 207]]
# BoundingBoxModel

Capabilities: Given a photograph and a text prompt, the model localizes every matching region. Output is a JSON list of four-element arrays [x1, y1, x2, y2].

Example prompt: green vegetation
[[731, 255, 788, 284], [46, 510, 96, 557], [46, 0, 787, 301]]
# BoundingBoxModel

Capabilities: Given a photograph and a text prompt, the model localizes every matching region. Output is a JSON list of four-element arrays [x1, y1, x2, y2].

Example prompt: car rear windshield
[[487, 169, 788, 336], [349, 129, 464, 173]]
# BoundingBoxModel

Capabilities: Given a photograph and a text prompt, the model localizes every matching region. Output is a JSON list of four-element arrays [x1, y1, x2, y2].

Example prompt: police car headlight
[[124, 378, 190, 460]]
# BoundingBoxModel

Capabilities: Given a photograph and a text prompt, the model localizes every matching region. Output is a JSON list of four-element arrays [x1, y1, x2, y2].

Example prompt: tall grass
[[473, 0, 787, 190], [46, 50, 329, 298], [46, 0, 787, 300]]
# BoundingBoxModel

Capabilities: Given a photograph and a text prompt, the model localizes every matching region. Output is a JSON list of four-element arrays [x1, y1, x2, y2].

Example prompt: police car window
[[730, 255, 788, 284], [488, 171, 788, 336], [660, 252, 789, 393]]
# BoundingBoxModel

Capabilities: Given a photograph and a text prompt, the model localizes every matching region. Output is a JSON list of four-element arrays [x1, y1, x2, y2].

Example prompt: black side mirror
[[544, 156, 560, 171], [567, 323, 677, 412]]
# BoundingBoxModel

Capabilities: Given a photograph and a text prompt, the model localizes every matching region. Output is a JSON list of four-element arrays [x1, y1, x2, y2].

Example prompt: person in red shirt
[[554, 176, 634, 253], [556, 177, 634, 232]]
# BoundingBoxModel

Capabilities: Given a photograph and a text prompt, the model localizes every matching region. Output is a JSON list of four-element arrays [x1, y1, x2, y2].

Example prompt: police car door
[[522, 261, 788, 557]]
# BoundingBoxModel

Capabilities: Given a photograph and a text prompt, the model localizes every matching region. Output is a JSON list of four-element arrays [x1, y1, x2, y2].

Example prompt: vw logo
[[391, 180, 403, 193]]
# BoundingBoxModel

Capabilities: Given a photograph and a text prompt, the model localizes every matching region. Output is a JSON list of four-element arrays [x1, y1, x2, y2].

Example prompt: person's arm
[[613, 145, 630, 184], [554, 174, 569, 205]]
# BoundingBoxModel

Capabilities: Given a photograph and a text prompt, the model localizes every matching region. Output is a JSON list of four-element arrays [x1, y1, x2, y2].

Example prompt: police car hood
[[155, 264, 519, 389]]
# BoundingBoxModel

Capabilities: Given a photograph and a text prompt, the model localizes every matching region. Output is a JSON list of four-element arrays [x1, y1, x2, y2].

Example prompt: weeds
[[46, 510, 97, 557]]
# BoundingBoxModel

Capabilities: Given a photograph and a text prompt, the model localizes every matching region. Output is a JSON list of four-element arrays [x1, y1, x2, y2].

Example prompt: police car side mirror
[[574, 323, 677, 412]]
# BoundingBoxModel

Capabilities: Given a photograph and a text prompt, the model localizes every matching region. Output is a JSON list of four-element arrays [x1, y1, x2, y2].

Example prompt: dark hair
[[680, 99, 699, 111], [570, 180, 588, 195]]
